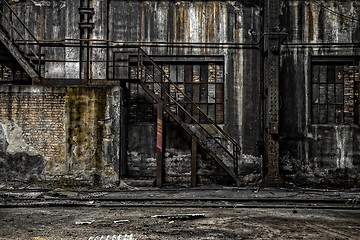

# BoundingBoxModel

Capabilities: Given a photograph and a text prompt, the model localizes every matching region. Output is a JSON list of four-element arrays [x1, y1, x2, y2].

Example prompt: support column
[[156, 103, 164, 187], [191, 136, 197, 187], [262, 0, 283, 186]]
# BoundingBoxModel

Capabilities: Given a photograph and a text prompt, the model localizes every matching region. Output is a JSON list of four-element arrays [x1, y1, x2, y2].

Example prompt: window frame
[[127, 55, 226, 125], [310, 56, 360, 125]]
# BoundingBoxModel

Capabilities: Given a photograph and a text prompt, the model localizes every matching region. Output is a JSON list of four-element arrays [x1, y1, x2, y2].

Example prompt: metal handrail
[[0, 0, 42, 72], [137, 47, 241, 174]]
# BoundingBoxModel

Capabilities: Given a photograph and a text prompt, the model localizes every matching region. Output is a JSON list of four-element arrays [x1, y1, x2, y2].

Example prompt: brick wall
[[0, 86, 66, 163]]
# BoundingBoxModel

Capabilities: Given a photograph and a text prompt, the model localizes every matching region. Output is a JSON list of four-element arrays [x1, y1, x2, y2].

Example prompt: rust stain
[[197, 1, 203, 43], [307, 4, 314, 41], [183, 3, 190, 42]]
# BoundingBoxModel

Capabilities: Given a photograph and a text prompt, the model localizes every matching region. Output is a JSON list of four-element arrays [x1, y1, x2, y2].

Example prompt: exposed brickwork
[[0, 86, 121, 186], [0, 86, 66, 163]]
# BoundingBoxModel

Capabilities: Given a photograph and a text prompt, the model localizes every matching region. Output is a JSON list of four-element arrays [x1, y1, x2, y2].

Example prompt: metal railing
[[0, 0, 42, 73], [136, 47, 240, 177]]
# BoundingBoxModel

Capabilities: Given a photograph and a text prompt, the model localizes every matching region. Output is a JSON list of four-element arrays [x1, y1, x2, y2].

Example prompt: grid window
[[129, 61, 225, 124], [311, 60, 360, 125]]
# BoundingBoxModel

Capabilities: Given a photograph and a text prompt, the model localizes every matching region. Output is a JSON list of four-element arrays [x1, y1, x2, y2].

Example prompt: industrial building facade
[[0, 0, 359, 188]]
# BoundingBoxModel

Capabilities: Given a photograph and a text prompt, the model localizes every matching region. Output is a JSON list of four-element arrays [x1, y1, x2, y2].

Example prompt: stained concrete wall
[[0, 86, 121, 186], [279, 0, 360, 187]]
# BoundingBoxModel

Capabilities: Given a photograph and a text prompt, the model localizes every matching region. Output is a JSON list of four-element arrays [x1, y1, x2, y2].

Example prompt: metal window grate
[[311, 60, 360, 125], [129, 61, 225, 124]]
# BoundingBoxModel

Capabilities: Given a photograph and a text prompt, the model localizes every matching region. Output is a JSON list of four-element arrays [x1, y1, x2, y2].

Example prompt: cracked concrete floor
[[0, 206, 359, 239]]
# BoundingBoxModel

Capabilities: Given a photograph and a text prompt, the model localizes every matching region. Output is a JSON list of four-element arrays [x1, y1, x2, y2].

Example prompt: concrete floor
[[0, 187, 359, 239], [0, 206, 359, 239]]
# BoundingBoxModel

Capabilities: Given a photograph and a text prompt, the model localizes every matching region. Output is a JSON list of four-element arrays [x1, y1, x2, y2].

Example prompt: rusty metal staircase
[[132, 48, 241, 182], [0, 0, 43, 82]]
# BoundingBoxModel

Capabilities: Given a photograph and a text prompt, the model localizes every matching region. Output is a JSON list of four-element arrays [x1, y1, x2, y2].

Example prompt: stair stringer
[[0, 26, 39, 81]]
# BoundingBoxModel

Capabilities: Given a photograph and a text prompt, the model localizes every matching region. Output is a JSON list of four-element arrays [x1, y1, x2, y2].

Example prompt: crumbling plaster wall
[[280, 0, 360, 187], [0, 86, 121, 186]]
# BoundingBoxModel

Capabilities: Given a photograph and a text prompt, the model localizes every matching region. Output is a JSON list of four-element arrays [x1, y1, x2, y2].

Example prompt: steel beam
[[262, 0, 283, 186]]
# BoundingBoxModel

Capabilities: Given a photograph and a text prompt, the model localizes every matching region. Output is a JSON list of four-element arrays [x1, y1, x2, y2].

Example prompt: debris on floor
[[151, 213, 206, 221], [88, 234, 135, 240], [113, 220, 130, 224], [75, 220, 94, 225]]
